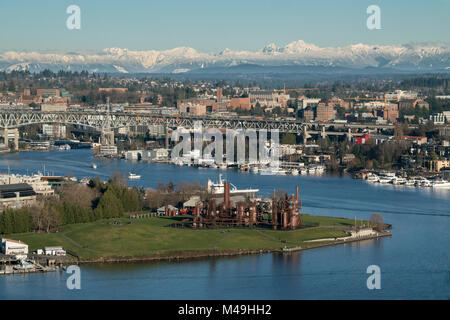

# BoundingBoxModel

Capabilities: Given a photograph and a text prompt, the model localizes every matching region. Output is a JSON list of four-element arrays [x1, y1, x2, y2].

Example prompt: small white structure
[[44, 246, 66, 256], [125, 150, 143, 160], [147, 148, 169, 161], [349, 228, 378, 238], [1, 238, 29, 255]]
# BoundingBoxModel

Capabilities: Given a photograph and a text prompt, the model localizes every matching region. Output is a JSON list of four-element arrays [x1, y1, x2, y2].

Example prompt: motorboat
[[128, 173, 141, 180], [260, 167, 286, 175], [432, 180, 450, 188], [251, 166, 260, 174], [207, 174, 259, 197], [366, 174, 379, 183]]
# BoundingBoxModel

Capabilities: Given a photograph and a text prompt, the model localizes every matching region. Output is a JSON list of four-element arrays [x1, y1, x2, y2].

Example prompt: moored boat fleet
[[172, 157, 326, 176], [363, 171, 450, 188]]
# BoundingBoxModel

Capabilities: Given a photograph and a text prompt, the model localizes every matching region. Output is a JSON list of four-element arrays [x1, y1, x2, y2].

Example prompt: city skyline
[[0, 0, 449, 52]]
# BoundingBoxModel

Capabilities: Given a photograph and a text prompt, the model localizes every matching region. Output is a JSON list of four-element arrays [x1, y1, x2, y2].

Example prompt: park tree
[[370, 213, 385, 232]]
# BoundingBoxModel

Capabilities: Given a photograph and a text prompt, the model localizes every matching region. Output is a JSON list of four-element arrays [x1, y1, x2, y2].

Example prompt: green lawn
[[5, 215, 352, 261]]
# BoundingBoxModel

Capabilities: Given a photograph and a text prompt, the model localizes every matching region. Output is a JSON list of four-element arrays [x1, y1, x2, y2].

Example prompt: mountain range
[[1, 40, 449, 74]]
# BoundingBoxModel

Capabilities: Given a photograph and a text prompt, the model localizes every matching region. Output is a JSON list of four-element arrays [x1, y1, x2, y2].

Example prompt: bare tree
[[370, 213, 384, 232]]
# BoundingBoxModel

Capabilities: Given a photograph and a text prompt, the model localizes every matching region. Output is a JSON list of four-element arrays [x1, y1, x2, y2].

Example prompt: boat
[[218, 163, 228, 170], [432, 180, 450, 189], [251, 166, 260, 174], [92, 163, 97, 169], [260, 167, 286, 175], [290, 169, 299, 176], [419, 179, 432, 187], [128, 173, 141, 180], [207, 174, 259, 197], [390, 177, 406, 185], [366, 174, 379, 183]]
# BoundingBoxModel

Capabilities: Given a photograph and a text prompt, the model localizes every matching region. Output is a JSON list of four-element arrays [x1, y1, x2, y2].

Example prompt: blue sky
[[0, 0, 449, 52]]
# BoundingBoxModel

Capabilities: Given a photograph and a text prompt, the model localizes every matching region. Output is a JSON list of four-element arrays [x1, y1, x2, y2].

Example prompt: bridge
[[0, 110, 400, 147], [0, 110, 397, 132]]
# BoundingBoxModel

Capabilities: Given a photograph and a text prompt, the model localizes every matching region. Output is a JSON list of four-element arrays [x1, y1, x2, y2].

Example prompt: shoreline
[[46, 232, 392, 266]]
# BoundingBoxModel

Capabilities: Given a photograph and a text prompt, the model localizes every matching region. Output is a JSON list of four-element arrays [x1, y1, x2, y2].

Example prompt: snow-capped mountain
[[0, 41, 449, 74]]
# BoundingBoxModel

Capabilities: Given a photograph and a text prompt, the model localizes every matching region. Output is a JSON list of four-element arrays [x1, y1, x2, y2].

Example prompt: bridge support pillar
[[2, 128, 19, 150], [165, 125, 169, 149], [347, 128, 353, 142], [101, 130, 115, 146], [321, 126, 327, 139], [302, 126, 310, 144]]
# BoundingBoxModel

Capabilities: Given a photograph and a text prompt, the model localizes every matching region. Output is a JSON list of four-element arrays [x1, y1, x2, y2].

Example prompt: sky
[[0, 0, 449, 52]]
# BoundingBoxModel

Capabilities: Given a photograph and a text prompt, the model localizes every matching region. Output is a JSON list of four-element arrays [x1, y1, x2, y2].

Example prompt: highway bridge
[[0, 110, 398, 136]]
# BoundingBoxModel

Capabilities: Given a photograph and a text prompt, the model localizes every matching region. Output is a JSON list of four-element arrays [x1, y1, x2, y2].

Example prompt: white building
[[42, 124, 66, 138], [298, 98, 321, 109], [146, 148, 169, 161], [349, 228, 378, 238], [1, 238, 28, 255], [44, 246, 66, 256], [125, 150, 143, 160], [0, 174, 54, 196], [430, 113, 446, 125], [99, 145, 118, 156], [385, 90, 418, 100]]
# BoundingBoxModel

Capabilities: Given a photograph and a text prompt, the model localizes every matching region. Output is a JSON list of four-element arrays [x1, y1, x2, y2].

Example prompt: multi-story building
[[228, 98, 251, 111], [298, 98, 321, 110], [383, 103, 399, 123], [0, 174, 54, 196], [439, 126, 450, 137], [430, 113, 446, 124], [43, 124, 66, 139], [249, 90, 290, 108], [1, 238, 28, 256], [37, 89, 60, 98], [0, 183, 37, 211], [178, 103, 207, 116], [302, 107, 315, 121], [426, 160, 450, 172], [316, 103, 336, 122]]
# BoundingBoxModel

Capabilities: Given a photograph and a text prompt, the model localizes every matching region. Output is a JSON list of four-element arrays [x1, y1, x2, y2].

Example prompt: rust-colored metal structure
[[185, 184, 303, 231], [271, 187, 303, 230]]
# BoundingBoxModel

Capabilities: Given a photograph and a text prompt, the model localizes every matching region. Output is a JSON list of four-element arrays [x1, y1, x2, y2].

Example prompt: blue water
[[0, 149, 449, 299]]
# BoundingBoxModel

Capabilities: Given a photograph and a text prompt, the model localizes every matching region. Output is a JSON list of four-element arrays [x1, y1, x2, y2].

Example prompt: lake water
[[0, 149, 449, 299]]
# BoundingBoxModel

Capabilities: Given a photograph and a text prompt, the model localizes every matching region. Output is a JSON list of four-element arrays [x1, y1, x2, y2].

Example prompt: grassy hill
[[5, 215, 359, 262]]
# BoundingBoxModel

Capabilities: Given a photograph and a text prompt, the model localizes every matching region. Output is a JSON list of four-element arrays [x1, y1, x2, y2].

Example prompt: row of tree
[[0, 173, 210, 235], [0, 173, 142, 235]]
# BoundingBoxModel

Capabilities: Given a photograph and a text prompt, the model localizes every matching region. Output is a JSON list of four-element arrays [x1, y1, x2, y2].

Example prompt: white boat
[[128, 173, 141, 180], [366, 174, 379, 183], [378, 177, 393, 184], [419, 179, 432, 187], [260, 167, 286, 175], [312, 165, 325, 174], [432, 180, 450, 188], [391, 177, 406, 185], [218, 163, 228, 170], [300, 168, 308, 175], [251, 166, 260, 174], [207, 174, 259, 197], [92, 163, 97, 169], [291, 169, 299, 176]]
